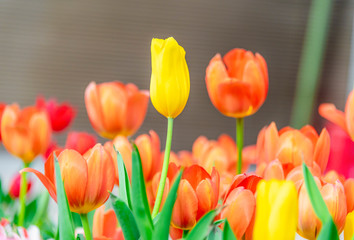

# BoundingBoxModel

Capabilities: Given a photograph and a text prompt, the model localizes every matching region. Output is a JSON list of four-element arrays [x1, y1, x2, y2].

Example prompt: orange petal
[[345, 179, 354, 213], [256, 122, 279, 163], [172, 180, 198, 229], [182, 165, 210, 191], [196, 179, 214, 219], [263, 159, 284, 180], [300, 125, 319, 147], [313, 128, 330, 173], [221, 188, 255, 239], [345, 90, 354, 141], [85, 82, 105, 134], [319, 103, 347, 132], [20, 168, 57, 202], [135, 133, 153, 180]]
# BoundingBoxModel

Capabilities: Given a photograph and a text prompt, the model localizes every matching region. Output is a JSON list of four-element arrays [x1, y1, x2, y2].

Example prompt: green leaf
[[54, 154, 75, 240], [24, 197, 38, 227], [114, 145, 132, 209], [76, 234, 85, 240], [302, 163, 331, 222], [317, 218, 339, 240], [222, 220, 237, 240], [152, 170, 183, 239], [208, 226, 222, 240], [213, 219, 225, 226], [32, 192, 50, 227], [111, 194, 140, 240], [185, 210, 217, 240], [131, 144, 153, 240]]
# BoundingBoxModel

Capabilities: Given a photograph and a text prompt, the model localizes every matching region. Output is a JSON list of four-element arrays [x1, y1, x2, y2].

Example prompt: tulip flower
[[36, 96, 75, 132], [344, 211, 354, 240], [171, 165, 219, 229], [21, 144, 115, 214], [345, 178, 354, 213], [319, 89, 354, 141], [1, 104, 51, 226], [93, 205, 123, 240], [65, 131, 97, 155], [0, 103, 6, 141], [253, 180, 298, 240], [85, 81, 149, 139], [150, 37, 190, 218], [205, 49, 268, 174], [297, 180, 347, 239], [9, 174, 32, 199], [221, 174, 261, 239]]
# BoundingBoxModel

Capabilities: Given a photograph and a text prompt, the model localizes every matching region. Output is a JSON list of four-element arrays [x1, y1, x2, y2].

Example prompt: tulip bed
[[0, 37, 353, 240]]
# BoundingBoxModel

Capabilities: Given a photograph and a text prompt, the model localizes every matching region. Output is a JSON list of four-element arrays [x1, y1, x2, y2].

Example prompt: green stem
[[236, 118, 244, 174], [152, 117, 174, 218], [18, 162, 30, 226], [80, 213, 92, 240], [183, 229, 189, 238]]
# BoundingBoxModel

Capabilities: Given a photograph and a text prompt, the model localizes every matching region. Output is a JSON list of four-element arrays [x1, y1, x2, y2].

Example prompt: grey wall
[[0, 1, 353, 151]]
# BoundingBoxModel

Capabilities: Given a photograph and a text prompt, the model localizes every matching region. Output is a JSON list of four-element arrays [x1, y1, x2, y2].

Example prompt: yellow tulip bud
[[253, 180, 298, 240], [150, 37, 190, 118], [345, 211, 354, 240]]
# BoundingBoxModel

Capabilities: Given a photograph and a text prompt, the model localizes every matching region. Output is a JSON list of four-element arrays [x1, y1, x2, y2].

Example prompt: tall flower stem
[[236, 118, 244, 174], [152, 117, 174, 218], [18, 162, 30, 226], [80, 213, 92, 240]]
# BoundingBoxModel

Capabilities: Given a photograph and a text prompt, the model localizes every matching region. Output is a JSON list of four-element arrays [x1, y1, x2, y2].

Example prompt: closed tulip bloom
[[171, 165, 219, 230], [253, 180, 298, 240], [85, 81, 149, 139], [345, 211, 354, 240], [9, 173, 32, 199], [22, 144, 115, 213], [150, 37, 190, 118], [205, 49, 268, 118], [36, 96, 75, 132], [1, 104, 51, 163], [65, 131, 97, 155]]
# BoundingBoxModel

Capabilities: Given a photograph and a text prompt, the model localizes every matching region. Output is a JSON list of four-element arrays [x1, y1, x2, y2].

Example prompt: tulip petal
[[195, 179, 213, 219], [263, 159, 284, 180], [182, 165, 210, 191], [345, 90, 354, 141], [319, 103, 347, 132], [313, 128, 330, 173]]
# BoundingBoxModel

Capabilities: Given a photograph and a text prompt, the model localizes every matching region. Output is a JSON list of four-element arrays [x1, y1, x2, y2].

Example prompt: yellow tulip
[[345, 211, 354, 240], [150, 37, 190, 118], [253, 180, 298, 240]]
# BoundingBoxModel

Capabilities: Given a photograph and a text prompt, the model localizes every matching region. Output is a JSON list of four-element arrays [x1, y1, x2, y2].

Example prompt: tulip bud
[[253, 180, 298, 240], [9, 174, 32, 199], [65, 131, 97, 155], [150, 37, 190, 118]]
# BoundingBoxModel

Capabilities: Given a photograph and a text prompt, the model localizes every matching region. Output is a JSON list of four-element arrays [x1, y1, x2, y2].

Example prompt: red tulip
[[9, 174, 32, 199], [85, 81, 149, 139], [22, 144, 115, 213], [205, 49, 268, 118], [0, 103, 6, 141], [36, 96, 75, 132], [65, 131, 97, 155]]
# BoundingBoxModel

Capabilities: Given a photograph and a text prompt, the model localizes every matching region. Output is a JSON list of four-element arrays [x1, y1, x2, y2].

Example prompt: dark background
[[0, 1, 353, 151]]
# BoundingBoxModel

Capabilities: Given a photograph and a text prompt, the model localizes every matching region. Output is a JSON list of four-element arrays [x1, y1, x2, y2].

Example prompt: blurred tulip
[[322, 170, 345, 185], [221, 174, 261, 239], [345, 211, 354, 240], [43, 141, 63, 160], [85, 81, 149, 139], [150, 37, 190, 118], [319, 89, 354, 141], [1, 104, 51, 163], [171, 165, 219, 230], [298, 180, 347, 239], [36, 96, 75, 132], [263, 159, 284, 180], [253, 180, 298, 240], [93, 205, 123, 240], [0, 103, 6, 141], [22, 144, 115, 213], [345, 178, 354, 213], [9, 174, 32, 199], [205, 49, 268, 118], [65, 131, 97, 155]]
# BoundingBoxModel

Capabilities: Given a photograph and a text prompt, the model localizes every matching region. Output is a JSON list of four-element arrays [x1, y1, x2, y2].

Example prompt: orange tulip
[[85, 81, 149, 139], [1, 104, 51, 163], [319, 89, 354, 141], [93, 205, 123, 240], [171, 165, 219, 230], [345, 178, 354, 213], [205, 49, 268, 118], [21, 144, 115, 214], [297, 179, 347, 239], [221, 174, 261, 239], [256, 122, 330, 174]]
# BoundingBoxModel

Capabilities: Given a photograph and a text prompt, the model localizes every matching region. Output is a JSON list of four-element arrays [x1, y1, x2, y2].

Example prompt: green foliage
[[302, 163, 339, 240], [185, 210, 217, 240], [54, 154, 75, 240], [114, 145, 132, 209], [222, 220, 237, 240]]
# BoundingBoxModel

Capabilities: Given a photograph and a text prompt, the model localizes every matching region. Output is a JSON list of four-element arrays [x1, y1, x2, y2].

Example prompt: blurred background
[[0, 0, 353, 159]]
